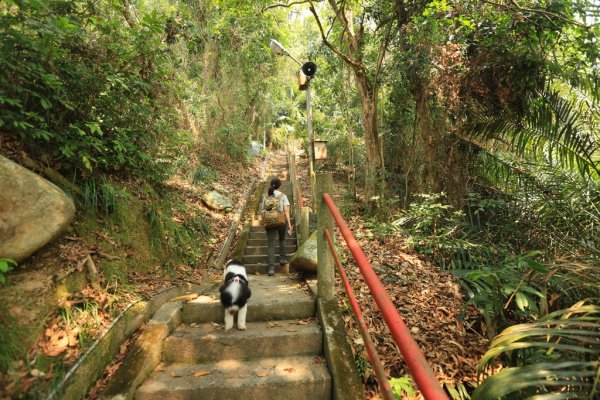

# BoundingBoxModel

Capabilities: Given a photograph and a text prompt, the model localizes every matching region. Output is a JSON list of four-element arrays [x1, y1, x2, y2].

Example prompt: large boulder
[[201, 191, 233, 212], [290, 230, 317, 272], [0, 155, 76, 262]]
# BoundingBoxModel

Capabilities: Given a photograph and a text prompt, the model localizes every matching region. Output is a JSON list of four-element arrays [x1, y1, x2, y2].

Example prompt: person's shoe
[[279, 258, 287, 266], [268, 266, 275, 276]]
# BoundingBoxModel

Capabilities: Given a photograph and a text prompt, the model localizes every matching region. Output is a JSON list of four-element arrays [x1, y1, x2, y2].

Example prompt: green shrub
[[0, 258, 16, 284], [193, 167, 219, 185], [0, 0, 188, 181]]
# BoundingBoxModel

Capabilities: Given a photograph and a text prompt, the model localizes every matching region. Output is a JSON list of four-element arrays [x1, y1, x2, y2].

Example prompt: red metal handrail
[[322, 193, 449, 400], [324, 228, 395, 400]]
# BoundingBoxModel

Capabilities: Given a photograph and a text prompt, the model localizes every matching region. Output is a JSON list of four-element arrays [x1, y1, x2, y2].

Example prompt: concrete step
[[267, 173, 289, 180], [246, 236, 296, 248], [163, 320, 322, 363], [136, 356, 331, 400], [244, 245, 297, 256], [243, 253, 295, 265], [250, 225, 295, 233], [247, 237, 297, 247], [182, 275, 315, 324], [261, 180, 290, 185], [244, 263, 296, 275], [248, 230, 296, 240]]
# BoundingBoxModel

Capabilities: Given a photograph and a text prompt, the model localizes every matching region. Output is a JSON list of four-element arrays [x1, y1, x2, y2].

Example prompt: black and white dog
[[219, 260, 251, 330]]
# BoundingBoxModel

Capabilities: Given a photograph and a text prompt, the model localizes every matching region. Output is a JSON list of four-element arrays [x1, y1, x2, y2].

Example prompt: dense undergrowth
[[0, 0, 283, 397]]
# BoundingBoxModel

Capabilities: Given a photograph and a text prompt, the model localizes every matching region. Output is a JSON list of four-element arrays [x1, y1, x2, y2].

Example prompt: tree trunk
[[354, 69, 384, 204]]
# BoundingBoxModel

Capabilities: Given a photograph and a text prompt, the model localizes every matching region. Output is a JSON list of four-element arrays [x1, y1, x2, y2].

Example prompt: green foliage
[[445, 382, 472, 400], [390, 190, 597, 338], [393, 193, 475, 258], [146, 198, 210, 263], [193, 166, 218, 185], [0, 258, 17, 284], [469, 88, 599, 181], [0, 0, 190, 180], [474, 302, 600, 399], [59, 300, 101, 349], [453, 252, 548, 338], [390, 376, 415, 398], [354, 353, 371, 378], [82, 178, 127, 219]]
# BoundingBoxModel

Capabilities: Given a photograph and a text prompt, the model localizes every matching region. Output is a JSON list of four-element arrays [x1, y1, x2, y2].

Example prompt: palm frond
[[464, 148, 600, 254], [472, 361, 599, 400], [475, 302, 600, 399], [468, 88, 600, 180]]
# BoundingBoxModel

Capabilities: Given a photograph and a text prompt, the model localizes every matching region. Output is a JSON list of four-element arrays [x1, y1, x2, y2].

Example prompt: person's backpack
[[262, 193, 284, 227]]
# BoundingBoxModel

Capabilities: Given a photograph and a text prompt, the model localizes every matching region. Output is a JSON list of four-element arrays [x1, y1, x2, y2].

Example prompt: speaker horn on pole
[[301, 62, 317, 77]]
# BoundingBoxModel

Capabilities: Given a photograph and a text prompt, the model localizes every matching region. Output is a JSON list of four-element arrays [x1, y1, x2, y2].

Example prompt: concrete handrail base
[[317, 297, 364, 400]]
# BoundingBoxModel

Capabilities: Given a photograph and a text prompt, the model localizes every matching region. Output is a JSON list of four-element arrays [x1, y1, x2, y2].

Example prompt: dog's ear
[[244, 285, 252, 299], [224, 272, 235, 282]]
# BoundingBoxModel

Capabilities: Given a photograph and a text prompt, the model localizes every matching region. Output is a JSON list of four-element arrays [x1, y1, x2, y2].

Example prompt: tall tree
[[306, 0, 393, 203]]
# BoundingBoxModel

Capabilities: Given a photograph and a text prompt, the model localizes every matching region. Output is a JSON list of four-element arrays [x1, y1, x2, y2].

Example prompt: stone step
[[182, 275, 315, 324], [246, 237, 297, 247], [242, 253, 295, 265], [267, 173, 289, 179], [136, 356, 331, 400], [244, 245, 296, 256], [248, 230, 296, 240], [245, 263, 295, 275], [163, 320, 322, 364], [250, 225, 296, 233]]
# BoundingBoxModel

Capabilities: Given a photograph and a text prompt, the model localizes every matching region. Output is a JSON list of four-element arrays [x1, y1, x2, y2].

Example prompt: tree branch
[[307, 0, 366, 72], [372, 20, 394, 99], [123, 0, 136, 28], [262, 0, 317, 13], [484, 0, 587, 28]]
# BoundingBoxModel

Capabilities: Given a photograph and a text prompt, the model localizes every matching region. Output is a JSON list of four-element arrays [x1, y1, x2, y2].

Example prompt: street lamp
[[269, 39, 317, 178]]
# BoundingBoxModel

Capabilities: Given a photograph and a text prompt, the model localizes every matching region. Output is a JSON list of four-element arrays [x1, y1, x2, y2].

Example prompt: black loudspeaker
[[302, 62, 317, 77]]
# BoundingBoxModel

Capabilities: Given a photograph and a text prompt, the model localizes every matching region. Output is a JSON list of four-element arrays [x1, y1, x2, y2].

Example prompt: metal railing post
[[316, 173, 334, 300]]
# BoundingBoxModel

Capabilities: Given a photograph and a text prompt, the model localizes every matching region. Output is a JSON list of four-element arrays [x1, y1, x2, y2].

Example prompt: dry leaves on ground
[[293, 155, 488, 398], [333, 217, 488, 398]]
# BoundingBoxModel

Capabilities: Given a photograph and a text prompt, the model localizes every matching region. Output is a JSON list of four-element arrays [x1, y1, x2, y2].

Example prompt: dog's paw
[[237, 324, 246, 331], [224, 324, 234, 331]]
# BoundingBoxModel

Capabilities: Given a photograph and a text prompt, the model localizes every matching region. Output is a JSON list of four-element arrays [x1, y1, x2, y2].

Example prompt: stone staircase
[[134, 152, 333, 399]]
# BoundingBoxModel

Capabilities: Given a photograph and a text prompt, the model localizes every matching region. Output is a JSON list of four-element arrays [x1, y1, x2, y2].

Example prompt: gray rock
[[247, 141, 263, 158], [0, 155, 75, 262], [290, 230, 317, 272], [201, 191, 233, 212]]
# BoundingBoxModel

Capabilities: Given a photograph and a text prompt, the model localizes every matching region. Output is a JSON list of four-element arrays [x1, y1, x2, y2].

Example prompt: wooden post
[[316, 173, 334, 300]]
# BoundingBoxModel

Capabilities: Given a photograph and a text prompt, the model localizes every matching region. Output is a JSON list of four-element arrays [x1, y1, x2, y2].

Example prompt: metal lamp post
[[269, 39, 317, 183]]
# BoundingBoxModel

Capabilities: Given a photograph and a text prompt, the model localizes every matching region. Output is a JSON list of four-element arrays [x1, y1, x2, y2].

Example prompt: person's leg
[[266, 227, 276, 276], [277, 223, 287, 265]]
